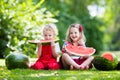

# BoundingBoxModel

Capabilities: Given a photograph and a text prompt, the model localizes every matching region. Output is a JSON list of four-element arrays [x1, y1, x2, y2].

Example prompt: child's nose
[[47, 36, 50, 39], [72, 34, 75, 36]]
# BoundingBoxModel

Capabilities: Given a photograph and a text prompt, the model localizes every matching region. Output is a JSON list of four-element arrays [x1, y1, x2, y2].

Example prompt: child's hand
[[81, 56, 89, 59], [67, 52, 74, 56], [37, 43, 42, 47], [51, 41, 55, 47]]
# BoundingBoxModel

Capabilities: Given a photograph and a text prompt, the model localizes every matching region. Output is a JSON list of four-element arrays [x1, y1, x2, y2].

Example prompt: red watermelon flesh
[[28, 39, 58, 43], [102, 52, 115, 62], [65, 44, 95, 56]]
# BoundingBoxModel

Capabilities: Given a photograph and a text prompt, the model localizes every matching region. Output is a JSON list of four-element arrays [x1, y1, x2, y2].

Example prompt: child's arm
[[37, 43, 42, 58], [62, 42, 74, 56], [62, 47, 74, 56], [51, 41, 59, 58]]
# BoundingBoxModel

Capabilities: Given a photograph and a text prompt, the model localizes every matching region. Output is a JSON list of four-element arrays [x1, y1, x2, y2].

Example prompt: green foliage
[[0, 13, 10, 58], [102, 0, 120, 50], [0, 0, 57, 58], [42, 0, 105, 53], [1, 0, 119, 58], [84, 17, 105, 53]]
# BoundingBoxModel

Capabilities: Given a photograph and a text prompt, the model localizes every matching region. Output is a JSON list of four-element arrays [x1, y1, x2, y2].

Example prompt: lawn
[[0, 58, 120, 80]]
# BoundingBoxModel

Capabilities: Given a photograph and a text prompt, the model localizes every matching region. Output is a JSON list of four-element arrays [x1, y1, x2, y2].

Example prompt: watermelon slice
[[28, 39, 58, 44], [65, 44, 95, 56], [101, 52, 116, 62]]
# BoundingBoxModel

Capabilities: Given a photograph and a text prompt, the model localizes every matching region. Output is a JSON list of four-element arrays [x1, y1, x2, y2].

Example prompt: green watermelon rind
[[93, 56, 118, 71], [116, 61, 120, 70], [5, 53, 29, 70], [28, 39, 59, 44]]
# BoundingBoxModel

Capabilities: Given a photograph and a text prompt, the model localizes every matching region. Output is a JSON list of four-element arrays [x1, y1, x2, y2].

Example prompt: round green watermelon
[[5, 53, 29, 70], [93, 56, 118, 71]]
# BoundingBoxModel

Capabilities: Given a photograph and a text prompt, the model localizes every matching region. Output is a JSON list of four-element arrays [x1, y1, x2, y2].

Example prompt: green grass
[[0, 58, 120, 80]]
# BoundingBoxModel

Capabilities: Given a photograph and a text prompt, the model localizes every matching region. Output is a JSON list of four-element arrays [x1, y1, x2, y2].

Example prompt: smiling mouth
[[72, 37, 77, 39]]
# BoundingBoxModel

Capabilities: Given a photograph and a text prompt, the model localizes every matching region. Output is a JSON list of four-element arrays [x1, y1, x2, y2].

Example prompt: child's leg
[[80, 56, 94, 69], [61, 53, 80, 69], [70, 65, 74, 70], [47, 62, 60, 70], [30, 61, 44, 70]]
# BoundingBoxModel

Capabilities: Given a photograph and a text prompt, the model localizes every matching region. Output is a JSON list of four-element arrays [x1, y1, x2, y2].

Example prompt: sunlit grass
[[0, 58, 120, 80]]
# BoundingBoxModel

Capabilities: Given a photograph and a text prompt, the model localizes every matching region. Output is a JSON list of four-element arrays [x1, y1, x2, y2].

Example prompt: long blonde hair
[[66, 23, 86, 44]]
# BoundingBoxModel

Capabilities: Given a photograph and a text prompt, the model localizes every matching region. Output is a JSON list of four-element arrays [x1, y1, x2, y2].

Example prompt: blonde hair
[[42, 24, 58, 37], [66, 23, 86, 44]]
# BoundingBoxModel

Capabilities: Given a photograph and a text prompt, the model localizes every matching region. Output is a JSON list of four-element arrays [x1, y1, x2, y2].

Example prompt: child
[[30, 24, 61, 70], [61, 23, 94, 70]]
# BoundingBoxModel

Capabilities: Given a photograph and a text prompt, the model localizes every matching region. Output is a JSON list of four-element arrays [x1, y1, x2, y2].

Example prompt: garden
[[0, 55, 120, 80], [0, 0, 120, 80]]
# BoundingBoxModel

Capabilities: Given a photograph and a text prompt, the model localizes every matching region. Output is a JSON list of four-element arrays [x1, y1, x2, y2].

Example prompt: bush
[[0, 0, 58, 58]]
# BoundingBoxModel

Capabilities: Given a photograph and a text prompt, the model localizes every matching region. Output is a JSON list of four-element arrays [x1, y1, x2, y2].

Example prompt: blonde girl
[[61, 23, 94, 70], [30, 24, 61, 70]]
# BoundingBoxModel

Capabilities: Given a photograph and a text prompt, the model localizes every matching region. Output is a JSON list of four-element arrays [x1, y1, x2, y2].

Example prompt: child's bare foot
[[84, 65, 89, 70], [70, 65, 74, 70], [79, 65, 89, 70]]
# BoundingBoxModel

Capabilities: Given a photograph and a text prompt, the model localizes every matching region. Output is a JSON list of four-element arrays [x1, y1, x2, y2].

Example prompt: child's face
[[69, 27, 81, 42], [43, 31, 54, 40]]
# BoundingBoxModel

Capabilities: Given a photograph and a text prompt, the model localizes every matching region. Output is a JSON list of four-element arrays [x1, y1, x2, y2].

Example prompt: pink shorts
[[73, 57, 92, 68]]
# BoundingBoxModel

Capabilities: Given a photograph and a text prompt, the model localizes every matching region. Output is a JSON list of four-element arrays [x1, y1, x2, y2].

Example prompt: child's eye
[[44, 35, 47, 36], [70, 32, 73, 34], [75, 32, 77, 34], [49, 35, 52, 37]]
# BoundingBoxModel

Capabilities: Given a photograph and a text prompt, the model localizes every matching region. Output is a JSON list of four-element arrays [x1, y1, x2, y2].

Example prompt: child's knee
[[30, 62, 44, 70], [89, 56, 94, 61], [48, 63, 60, 70], [62, 53, 69, 59]]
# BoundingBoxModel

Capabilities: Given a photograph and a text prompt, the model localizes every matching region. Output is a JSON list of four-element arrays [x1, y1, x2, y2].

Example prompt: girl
[[61, 23, 94, 70], [30, 24, 61, 70]]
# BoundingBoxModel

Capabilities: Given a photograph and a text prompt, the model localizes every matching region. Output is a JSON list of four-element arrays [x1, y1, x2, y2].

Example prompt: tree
[[0, 0, 57, 58], [43, 0, 105, 53], [102, 0, 120, 50]]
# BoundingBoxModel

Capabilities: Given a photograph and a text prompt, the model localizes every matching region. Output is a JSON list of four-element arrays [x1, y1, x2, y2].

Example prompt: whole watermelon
[[93, 56, 118, 71], [5, 53, 29, 70]]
